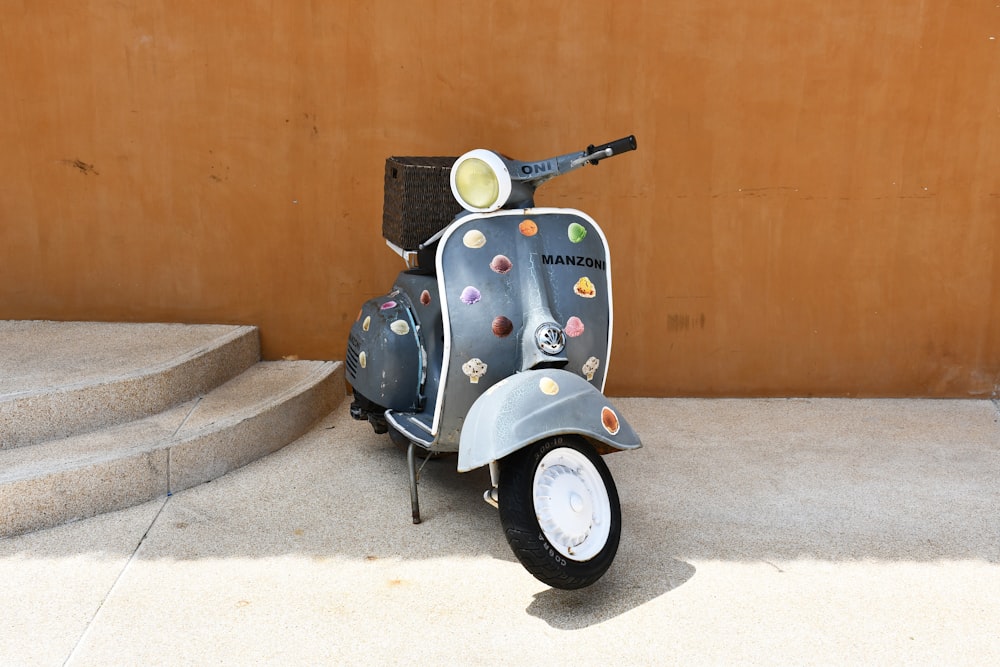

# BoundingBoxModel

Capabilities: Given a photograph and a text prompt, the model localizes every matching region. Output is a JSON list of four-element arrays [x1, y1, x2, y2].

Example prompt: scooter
[[347, 135, 641, 589]]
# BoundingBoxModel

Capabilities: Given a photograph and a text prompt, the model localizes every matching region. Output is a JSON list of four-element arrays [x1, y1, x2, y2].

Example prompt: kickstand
[[407, 441, 422, 524]]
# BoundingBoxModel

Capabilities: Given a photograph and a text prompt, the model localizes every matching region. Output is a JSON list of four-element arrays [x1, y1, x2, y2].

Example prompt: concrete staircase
[[0, 321, 344, 537]]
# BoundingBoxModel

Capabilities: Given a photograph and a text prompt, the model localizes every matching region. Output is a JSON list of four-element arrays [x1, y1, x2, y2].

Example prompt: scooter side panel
[[392, 271, 443, 406], [435, 209, 614, 448], [346, 287, 423, 412], [456, 369, 641, 473]]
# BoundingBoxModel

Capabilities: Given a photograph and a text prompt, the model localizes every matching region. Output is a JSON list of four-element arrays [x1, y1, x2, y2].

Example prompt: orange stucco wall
[[2, 2, 998, 397]]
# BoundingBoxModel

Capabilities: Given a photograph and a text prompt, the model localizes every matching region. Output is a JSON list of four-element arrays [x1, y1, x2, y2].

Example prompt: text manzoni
[[541, 254, 606, 271]]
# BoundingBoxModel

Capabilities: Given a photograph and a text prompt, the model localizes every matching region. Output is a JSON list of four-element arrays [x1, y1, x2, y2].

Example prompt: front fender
[[457, 369, 641, 472]]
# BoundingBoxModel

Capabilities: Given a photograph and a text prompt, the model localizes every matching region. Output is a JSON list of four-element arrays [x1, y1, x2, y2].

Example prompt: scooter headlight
[[451, 149, 512, 212]]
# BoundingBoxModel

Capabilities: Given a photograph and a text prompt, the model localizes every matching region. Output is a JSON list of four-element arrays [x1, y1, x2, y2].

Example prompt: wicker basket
[[382, 156, 463, 250]]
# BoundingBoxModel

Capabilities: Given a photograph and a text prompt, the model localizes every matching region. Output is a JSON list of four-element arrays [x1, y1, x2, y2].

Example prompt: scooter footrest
[[385, 411, 435, 447]]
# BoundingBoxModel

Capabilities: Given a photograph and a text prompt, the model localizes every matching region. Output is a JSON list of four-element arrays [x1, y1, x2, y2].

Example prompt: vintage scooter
[[347, 136, 641, 589]]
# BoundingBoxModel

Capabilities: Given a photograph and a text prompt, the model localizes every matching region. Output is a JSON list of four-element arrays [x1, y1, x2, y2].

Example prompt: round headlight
[[454, 158, 498, 209], [450, 149, 512, 212]]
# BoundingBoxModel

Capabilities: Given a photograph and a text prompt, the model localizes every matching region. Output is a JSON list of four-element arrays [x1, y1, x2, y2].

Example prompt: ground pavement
[[1, 398, 998, 665]]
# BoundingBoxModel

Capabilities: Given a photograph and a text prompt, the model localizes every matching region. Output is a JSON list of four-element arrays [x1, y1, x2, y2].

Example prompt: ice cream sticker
[[564, 316, 584, 338], [492, 315, 513, 338], [519, 219, 538, 237], [574, 276, 596, 298], [601, 406, 620, 435], [390, 320, 410, 336], [362, 315, 371, 332], [582, 356, 600, 381], [463, 229, 486, 249], [490, 254, 513, 274], [538, 377, 559, 396], [462, 358, 487, 383], [359, 351, 367, 369], [380, 300, 397, 310], [420, 290, 432, 306], [567, 222, 587, 243], [460, 286, 482, 305]]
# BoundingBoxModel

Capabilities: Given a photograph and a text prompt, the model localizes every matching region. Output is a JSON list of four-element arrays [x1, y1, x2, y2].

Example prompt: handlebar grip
[[587, 135, 637, 164]]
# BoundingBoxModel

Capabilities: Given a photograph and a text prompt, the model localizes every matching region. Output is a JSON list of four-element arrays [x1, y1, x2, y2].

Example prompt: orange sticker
[[519, 219, 538, 236], [601, 406, 620, 435]]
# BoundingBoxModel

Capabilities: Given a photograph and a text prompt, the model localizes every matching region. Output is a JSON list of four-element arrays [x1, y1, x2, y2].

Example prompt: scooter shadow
[[524, 546, 696, 629]]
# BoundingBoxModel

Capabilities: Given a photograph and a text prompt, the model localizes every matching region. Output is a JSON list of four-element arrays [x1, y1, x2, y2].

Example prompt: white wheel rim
[[532, 447, 612, 561]]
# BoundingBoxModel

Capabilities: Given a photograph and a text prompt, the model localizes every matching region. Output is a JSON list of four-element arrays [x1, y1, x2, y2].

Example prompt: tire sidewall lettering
[[538, 533, 568, 567], [534, 440, 569, 567], [535, 437, 561, 462]]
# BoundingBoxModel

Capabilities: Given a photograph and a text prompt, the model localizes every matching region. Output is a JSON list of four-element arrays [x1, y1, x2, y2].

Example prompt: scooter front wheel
[[498, 436, 621, 589]]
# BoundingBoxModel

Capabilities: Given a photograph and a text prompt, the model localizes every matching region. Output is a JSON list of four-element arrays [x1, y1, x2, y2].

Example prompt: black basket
[[382, 156, 463, 250]]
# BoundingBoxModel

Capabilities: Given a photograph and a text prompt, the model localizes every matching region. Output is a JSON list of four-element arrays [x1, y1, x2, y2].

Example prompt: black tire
[[498, 436, 621, 590]]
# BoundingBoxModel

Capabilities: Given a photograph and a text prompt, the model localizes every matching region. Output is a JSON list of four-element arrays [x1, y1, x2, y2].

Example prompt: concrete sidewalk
[[2, 398, 998, 665]]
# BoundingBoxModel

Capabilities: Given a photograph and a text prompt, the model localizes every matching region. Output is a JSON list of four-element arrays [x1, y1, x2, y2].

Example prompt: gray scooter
[[347, 136, 641, 589]]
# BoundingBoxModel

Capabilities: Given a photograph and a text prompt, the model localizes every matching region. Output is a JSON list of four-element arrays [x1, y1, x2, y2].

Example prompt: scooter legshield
[[456, 369, 641, 472], [434, 208, 615, 449]]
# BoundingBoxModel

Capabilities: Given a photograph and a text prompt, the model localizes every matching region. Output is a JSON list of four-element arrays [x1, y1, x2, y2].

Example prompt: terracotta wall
[[2, 1, 998, 397]]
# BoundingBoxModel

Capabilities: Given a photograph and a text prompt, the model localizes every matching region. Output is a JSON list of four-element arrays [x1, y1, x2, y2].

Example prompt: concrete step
[[0, 360, 344, 537], [0, 321, 261, 449]]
